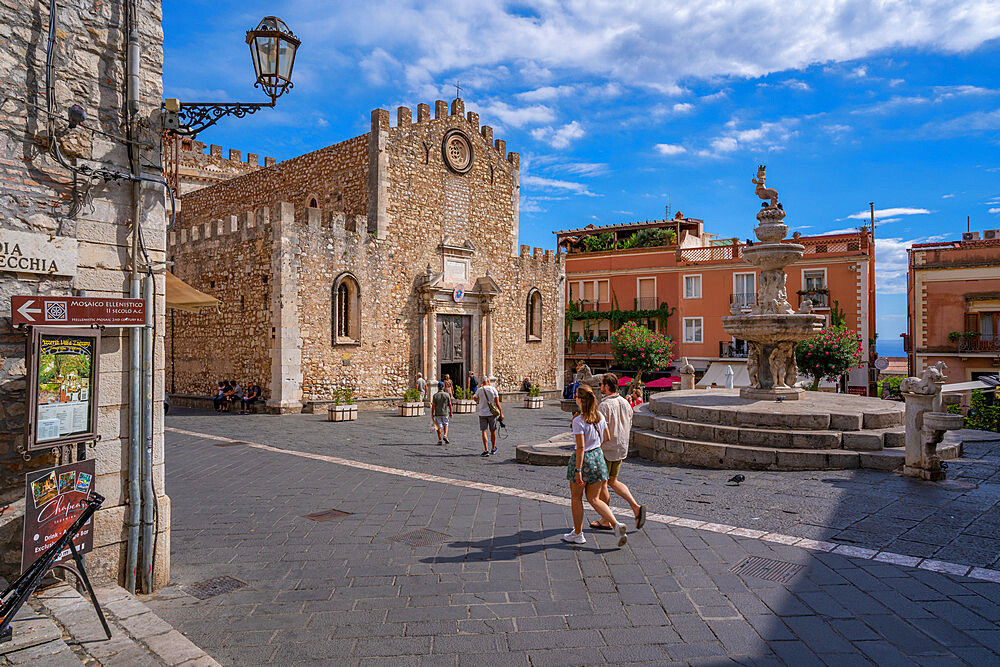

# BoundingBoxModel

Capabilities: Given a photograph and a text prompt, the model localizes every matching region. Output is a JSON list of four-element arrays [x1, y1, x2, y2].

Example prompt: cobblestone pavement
[[165, 404, 1000, 569], [147, 420, 1000, 665]]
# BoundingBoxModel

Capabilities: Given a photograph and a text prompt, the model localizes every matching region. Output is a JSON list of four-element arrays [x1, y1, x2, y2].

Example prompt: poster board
[[26, 327, 100, 450], [22, 459, 96, 572]]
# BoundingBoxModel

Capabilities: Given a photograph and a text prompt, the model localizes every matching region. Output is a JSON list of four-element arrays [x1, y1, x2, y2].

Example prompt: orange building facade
[[557, 217, 877, 392], [906, 235, 1000, 381]]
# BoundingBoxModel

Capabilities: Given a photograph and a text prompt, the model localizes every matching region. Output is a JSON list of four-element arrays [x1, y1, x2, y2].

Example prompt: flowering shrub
[[611, 322, 676, 386], [795, 326, 863, 390]]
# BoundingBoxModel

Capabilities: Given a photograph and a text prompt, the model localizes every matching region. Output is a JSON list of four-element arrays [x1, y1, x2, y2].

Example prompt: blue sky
[[164, 1, 1000, 356]]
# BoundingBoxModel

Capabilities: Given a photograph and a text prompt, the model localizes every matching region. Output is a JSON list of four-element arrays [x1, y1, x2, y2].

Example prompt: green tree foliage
[[795, 326, 863, 390], [611, 322, 676, 386], [964, 390, 1000, 432]]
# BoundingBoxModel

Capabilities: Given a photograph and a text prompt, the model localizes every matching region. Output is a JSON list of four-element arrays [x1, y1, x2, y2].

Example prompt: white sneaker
[[615, 522, 628, 547], [561, 531, 586, 544]]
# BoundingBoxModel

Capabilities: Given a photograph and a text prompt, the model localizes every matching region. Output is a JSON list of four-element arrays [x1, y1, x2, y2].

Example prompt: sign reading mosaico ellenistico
[[0, 230, 78, 276]]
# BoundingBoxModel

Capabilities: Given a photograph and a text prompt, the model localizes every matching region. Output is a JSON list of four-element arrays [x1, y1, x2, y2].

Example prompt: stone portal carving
[[721, 168, 825, 400]]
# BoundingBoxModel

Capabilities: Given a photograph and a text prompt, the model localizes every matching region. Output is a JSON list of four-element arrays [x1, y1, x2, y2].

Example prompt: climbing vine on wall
[[565, 299, 676, 342]]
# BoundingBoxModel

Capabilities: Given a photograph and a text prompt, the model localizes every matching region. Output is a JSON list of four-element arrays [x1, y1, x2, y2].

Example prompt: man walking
[[431, 381, 452, 445], [468, 372, 479, 395], [415, 372, 427, 402], [474, 375, 503, 457], [592, 373, 646, 530]]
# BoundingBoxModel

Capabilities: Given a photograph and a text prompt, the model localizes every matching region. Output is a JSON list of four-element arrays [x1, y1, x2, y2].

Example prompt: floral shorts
[[567, 448, 609, 485]]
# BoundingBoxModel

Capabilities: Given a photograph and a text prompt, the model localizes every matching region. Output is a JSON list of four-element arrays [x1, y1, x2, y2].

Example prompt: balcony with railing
[[677, 232, 870, 266], [719, 340, 749, 358], [957, 334, 1000, 353], [634, 296, 658, 310], [567, 340, 613, 357], [798, 289, 829, 309]]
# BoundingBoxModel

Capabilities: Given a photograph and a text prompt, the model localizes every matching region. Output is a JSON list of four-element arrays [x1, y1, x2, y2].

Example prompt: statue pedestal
[[739, 386, 804, 401]]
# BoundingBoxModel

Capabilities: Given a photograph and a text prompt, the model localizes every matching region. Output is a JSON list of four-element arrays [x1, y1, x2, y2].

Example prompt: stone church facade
[[167, 98, 564, 410]]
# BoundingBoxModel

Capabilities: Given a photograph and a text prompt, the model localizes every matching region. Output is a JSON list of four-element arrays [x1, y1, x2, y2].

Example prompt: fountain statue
[[722, 167, 826, 400]]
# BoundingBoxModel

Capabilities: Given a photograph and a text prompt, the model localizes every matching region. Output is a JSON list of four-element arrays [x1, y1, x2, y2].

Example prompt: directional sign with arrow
[[11, 296, 145, 326]]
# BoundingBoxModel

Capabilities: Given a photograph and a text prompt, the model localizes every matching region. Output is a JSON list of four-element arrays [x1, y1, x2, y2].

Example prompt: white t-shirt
[[474, 385, 499, 417], [572, 414, 607, 452]]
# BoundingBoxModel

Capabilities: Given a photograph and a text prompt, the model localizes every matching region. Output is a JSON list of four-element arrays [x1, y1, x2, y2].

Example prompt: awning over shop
[[165, 271, 219, 313], [697, 362, 749, 388], [943, 380, 991, 393]]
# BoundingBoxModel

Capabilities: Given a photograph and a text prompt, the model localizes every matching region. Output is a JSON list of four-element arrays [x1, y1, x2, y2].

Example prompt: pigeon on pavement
[[727, 474, 746, 486]]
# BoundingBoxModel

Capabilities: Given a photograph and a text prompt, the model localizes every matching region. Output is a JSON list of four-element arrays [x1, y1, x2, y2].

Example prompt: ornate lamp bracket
[[162, 101, 275, 137]]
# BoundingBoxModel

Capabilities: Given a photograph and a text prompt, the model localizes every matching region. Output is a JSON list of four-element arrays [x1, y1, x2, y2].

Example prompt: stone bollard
[[679, 357, 696, 391], [900, 362, 965, 481]]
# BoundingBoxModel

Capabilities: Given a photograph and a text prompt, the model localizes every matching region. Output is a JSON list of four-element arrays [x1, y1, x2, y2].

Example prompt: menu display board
[[27, 327, 100, 450], [22, 459, 96, 572]]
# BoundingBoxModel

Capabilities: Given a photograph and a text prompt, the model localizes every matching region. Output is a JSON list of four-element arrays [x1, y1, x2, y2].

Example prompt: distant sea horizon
[[877, 339, 905, 358]]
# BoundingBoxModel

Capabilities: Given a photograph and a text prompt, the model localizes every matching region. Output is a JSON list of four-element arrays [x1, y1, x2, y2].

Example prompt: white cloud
[[759, 78, 812, 91], [933, 85, 998, 101], [845, 207, 931, 220], [673, 102, 695, 113], [923, 108, 1000, 137], [291, 3, 1000, 99], [549, 162, 608, 176], [876, 237, 911, 294], [877, 217, 902, 224], [654, 143, 687, 156], [522, 174, 597, 196], [359, 48, 399, 85], [852, 65, 868, 78], [515, 85, 575, 102], [698, 117, 799, 157], [990, 208, 1000, 214], [531, 120, 585, 149], [481, 101, 556, 128], [942, 193, 955, 198]]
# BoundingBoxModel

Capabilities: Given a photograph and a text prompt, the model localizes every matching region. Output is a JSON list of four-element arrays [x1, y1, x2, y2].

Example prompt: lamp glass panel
[[256, 35, 277, 77], [278, 40, 295, 79]]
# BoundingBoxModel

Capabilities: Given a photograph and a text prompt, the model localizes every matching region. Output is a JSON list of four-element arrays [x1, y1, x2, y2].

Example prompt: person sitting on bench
[[241, 382, 261, 414]]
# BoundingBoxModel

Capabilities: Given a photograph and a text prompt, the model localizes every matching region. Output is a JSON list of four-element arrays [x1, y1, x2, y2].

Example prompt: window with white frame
[[683, 317, 703, 343], [683, 274, 702, 299]]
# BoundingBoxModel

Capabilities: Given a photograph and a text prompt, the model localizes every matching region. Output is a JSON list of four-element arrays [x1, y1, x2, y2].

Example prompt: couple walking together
[[564, 373, 645, 548]]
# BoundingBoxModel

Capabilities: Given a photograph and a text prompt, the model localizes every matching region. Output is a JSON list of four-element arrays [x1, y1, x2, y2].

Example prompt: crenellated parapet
[[518, 244, 562, 265], [386, 97, 519, 167], [168, 201, 366, 250]]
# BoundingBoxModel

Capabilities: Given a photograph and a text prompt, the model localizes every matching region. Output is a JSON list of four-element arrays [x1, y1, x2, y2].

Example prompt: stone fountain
[[722, 166, 825, 400]]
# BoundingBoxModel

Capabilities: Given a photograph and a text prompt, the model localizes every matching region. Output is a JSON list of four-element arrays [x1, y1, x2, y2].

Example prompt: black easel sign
[[22, 459, 96, 572]]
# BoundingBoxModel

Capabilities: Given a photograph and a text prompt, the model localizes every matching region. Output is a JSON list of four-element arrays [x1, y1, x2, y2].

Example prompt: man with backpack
[[474, 375, 504, 457]]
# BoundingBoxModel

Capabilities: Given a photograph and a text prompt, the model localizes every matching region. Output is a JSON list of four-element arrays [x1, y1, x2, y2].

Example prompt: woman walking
[[563, 385, 627, 547], [443, 374, 454, 397]]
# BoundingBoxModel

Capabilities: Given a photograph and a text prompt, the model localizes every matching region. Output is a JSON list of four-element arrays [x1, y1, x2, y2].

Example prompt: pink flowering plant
[[794, 326, 863, 390], [610, 322, 676, 386]]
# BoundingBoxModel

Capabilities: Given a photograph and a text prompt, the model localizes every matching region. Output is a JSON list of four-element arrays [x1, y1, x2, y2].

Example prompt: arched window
[[526, 289, 542, 341], [332, 273, 361, 344], [308, 197, 318, 208]]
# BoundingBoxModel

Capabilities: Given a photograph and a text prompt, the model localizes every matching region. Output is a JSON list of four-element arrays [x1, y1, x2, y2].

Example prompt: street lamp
[[163, 16, 300, 136]]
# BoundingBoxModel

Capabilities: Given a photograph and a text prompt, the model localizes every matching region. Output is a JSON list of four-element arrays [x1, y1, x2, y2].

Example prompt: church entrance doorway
[[437, 314, 471, 390]]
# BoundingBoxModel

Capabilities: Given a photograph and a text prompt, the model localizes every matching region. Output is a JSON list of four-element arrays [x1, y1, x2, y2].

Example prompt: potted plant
[[524, 383, 543, 409], [328, 387, 358, 422], [453, 386, 477, 413], [400, 388, 425, 417]]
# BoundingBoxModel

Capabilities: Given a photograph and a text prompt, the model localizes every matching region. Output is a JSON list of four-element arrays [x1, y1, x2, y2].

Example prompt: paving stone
[[149, 420, 1000, 666]]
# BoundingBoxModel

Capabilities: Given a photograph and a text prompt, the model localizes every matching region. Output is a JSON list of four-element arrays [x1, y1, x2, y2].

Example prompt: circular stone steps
[[632, 389, 952, 472], [631, 428, 959, 472]]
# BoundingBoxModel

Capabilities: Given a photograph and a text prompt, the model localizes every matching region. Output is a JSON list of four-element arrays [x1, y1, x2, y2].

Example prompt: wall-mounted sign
[[11, 296, 145, 326], [874, 357, 889, 371], [453, 287, 465, 303], [848, 386, 868, 396], [0, 230, 78, 277], [26, 327, 100, 450], [22, 459, 95, 572]]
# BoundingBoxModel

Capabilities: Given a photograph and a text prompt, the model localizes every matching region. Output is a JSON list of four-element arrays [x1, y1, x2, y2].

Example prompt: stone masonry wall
[[0, 0, 169, 586], [165, 138, 276, 197], [166, 210, 274, 396], [179, 135, 369, 230]]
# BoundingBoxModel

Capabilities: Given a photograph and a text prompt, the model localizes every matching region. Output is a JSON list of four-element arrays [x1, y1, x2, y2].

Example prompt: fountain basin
[[923, 412, 965, 431], [742, 243, 804, 270], [722, 313, 826, 342]]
